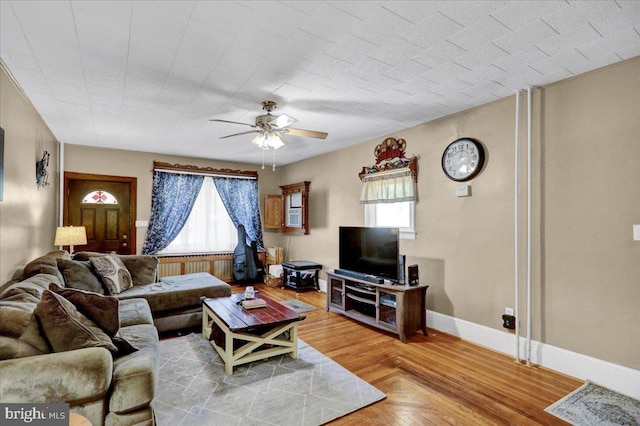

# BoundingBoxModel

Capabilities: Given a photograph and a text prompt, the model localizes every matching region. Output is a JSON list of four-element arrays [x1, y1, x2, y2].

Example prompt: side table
[[282, 261, 322, 292]]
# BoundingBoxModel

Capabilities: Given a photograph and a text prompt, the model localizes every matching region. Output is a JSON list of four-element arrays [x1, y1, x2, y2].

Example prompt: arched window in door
[[82, 190, 118, 204]]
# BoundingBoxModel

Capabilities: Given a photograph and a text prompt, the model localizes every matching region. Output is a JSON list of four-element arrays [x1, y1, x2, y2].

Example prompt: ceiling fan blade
[[285, 128, 328, 139], [209, 119, 255, 128], [268, 114, 297, 128], [219, 130, 261, 139]]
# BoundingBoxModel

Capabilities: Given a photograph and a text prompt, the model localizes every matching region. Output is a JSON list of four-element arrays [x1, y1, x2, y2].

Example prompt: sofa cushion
[[90, 255, 133, 295], [118, 298, 154, 328], [116, 272, 231, 313], [56, 258, 105, 294], [35, 290, 117, 353], [109, 324, 158, 413], [49, 284, 119, 336], [0, 274, 65, 360], [0, 347, 112, 405], [20, 250, 69, 283], [0, 273, 60, 301], [0, 303, 51, 359]]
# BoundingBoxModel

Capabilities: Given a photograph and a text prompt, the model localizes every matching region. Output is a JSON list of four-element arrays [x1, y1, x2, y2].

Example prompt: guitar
[[232, 225, 264, 284]]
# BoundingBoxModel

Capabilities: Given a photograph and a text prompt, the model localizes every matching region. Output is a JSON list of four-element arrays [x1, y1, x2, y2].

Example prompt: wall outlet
[[633, 224, 640, 241], [505, 307, 514, 316], [455, 185, 471, 197]]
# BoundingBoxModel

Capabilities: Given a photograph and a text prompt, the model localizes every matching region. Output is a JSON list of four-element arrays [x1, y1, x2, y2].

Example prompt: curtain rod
[[153, 161, 258, 180]]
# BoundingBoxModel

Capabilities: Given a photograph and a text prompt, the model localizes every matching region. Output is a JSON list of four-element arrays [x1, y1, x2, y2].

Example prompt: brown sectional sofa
[[0, 250, 232, 426], [71, 252, 231, 333]]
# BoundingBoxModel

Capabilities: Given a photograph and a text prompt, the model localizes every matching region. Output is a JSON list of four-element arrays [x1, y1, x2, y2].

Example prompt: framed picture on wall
[[0, 127, 4, 201]]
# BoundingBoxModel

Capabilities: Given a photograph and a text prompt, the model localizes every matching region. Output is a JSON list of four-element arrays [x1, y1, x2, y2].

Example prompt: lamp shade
[[251, 133, 267, 149], [267, 132, 284, 149], [54, 226, 87, 247]]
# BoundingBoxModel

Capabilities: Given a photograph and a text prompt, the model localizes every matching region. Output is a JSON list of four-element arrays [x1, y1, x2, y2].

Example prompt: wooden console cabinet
[[326, 270, 428, 343]]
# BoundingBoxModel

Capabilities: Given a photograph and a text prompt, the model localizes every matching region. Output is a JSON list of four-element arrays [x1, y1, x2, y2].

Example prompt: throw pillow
[[48, 283, 119, 337], [119, 255, 158, 285], [34, 290, 117, 353], [56, 258, 105, 294], [112, 334, 139, 356], [71, 251, 103, 261], [90, 255, 133, 295]]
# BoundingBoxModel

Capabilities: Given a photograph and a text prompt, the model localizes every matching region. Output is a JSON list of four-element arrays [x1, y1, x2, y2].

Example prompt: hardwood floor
[[235, 283, 580, 426]]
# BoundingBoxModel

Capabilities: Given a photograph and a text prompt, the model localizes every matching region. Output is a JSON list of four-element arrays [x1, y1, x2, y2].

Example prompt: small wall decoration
[[359, 137, 418, 181], [0, 127, 4, 201], [36, 150, 50, 189]]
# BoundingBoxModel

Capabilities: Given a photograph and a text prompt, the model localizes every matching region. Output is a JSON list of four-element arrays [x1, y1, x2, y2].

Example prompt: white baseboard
[[427, 310, 640, 401], [318, 278, 327, 293]]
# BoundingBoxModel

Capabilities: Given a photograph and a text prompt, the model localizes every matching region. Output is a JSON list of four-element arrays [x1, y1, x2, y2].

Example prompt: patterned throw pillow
[[90, 254, 133, 295]]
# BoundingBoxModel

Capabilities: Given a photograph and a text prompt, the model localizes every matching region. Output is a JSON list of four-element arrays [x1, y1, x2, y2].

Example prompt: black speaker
[[397, 254, 406, 284], [408, 264, 419, 286]]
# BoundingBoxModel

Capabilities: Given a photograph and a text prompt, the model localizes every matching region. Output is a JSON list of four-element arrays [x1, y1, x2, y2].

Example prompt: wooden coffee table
[[202, 293, 305, 375]]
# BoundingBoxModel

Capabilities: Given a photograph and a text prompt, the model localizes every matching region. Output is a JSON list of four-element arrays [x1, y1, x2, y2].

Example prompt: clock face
[[442, 138, 485, 182]]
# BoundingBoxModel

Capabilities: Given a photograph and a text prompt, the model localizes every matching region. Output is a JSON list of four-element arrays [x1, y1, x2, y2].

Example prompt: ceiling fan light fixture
[[267, 132, 284, 149], [251, 133, 268, 149]]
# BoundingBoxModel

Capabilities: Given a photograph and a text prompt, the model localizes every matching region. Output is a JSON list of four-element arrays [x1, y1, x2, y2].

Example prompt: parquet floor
[[230, 283, 579, 425]]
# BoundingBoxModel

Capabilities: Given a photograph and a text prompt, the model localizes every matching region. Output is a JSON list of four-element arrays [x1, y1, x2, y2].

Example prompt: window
[[82, 190, 118, 204], [365, 201, 416, 239], [160, 177, 237, 254]]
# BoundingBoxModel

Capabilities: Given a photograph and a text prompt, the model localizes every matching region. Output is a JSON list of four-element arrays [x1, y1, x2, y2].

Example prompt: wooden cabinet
[[326, 270, 428, 343], [264, 181, 310, 234], [264, 194, 284, 229]]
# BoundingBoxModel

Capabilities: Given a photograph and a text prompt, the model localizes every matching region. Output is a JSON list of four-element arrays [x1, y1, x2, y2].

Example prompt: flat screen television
[[339, 226, 399, 280]]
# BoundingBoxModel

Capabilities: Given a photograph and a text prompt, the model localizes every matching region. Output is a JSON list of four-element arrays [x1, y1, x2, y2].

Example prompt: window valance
[[153, 161, 258, 180], [360, 167, 416, 204]]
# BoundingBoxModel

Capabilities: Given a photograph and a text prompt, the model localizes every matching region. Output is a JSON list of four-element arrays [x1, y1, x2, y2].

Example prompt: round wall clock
[[441, 138, 485, 182]]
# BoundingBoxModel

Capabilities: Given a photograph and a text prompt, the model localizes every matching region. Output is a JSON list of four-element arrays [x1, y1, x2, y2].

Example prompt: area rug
[[545, 381, 640, 425], [155, 333, 385, 425], [279, 299, 316, 313]]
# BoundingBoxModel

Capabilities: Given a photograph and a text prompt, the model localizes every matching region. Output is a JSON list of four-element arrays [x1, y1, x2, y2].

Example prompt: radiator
[[157, 252, 265, 282]]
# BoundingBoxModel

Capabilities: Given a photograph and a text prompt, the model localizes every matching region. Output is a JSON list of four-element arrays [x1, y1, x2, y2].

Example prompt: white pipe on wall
[[58, 142, 64, 227], [526, 87, 533, 366], [514, 90, 521, 362]]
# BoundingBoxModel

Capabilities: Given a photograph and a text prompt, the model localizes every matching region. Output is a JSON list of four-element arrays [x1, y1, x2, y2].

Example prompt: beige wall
[[0, 63, 59, 284], [63, 145, 283, 254], [277, 57, 640, 371]]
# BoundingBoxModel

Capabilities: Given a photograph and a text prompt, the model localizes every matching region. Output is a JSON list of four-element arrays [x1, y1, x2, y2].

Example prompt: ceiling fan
[[210, 100, 328, 150]]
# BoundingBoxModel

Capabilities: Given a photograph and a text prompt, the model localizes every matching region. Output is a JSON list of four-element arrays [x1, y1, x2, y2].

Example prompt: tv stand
[[326, 270, 428, 343]]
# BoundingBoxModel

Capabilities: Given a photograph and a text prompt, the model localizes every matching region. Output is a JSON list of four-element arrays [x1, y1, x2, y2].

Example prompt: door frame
[[64, 172, 137, 254]]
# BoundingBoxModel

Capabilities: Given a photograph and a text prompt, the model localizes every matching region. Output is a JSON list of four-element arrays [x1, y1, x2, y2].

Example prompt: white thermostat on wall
[[455, 185, 471, 197]]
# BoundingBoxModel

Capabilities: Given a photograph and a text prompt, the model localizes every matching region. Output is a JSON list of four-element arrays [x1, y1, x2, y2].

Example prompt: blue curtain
[[142, 171, 204, 255], [213, 177, 264, 250]]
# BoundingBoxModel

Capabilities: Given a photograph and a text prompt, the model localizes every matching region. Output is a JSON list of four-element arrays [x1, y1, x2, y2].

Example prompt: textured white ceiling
[[1, 1, 639, 167]]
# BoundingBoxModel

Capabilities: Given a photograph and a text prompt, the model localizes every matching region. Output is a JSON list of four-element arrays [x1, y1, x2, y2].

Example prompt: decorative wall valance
[[358, 138, 418, 204], [153, 161, 258, 180], [358, 138, 418, 182], [360, 167, 415, 204]]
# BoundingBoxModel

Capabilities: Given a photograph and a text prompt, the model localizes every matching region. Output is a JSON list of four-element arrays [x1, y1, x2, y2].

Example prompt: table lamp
[[54, 226, 87, 255]]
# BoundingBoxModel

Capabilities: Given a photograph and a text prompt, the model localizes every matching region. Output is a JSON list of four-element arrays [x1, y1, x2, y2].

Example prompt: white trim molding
[[427, 310, 640, 401], [318, 278, 327, 293]]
